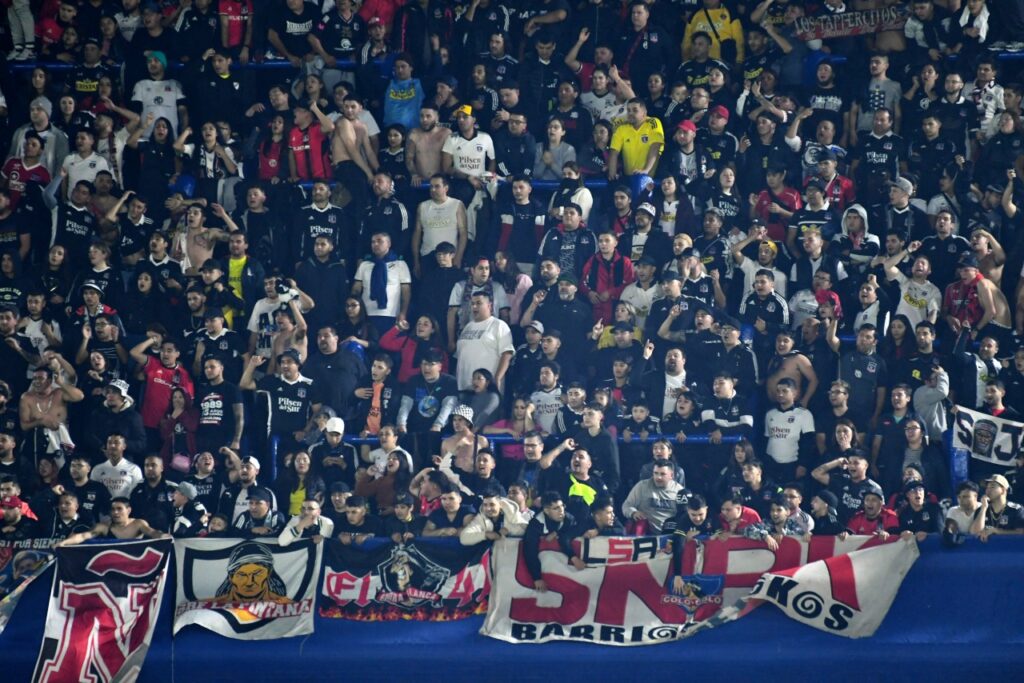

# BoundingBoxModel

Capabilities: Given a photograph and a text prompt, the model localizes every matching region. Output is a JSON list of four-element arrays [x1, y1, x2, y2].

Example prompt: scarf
[[370, 250, 398, 310]]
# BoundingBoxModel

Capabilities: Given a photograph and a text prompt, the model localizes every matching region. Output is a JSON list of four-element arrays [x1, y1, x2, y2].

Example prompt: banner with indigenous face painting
[[173, 538, 322, 640], [31, 539, 171, 683], [320, 539, 490, 621], [794, 4, 910, 41], [0, 539, 54, 635], [481, 535, 919, 645], [952, 405, 1023, 467]]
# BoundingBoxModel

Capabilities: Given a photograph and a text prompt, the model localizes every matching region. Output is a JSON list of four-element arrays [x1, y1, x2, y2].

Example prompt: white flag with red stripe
[[741, 537, 919, 638]]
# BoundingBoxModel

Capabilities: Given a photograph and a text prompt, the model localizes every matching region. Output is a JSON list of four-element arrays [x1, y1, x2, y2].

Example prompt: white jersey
[[765, 406, 815, 464], [131, 78, 186, 138], [417, 197, 462, 255], [738, 260, 788, 313], [442, 132, 494, 178], [891, 271, 941, 327], [530, 386, 563, 433], [619, 281, 662, 331], [62, 152, 111, 193], [581, 91, 615, 119], [455, 316, 514, 390], [90, 459, 144, 499], [355, 259, 412, 317]]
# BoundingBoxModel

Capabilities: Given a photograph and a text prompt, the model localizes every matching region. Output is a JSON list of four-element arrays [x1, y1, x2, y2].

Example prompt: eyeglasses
[[904, 426, 922, 432]]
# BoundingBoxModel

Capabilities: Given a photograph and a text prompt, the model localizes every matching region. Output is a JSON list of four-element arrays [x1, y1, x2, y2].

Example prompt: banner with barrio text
[[321, 538, 489, 621], [481, 535, 918, 645], [952, 405, 1023, 467], [31, 539, 171, 682], [174, 538, 322, 640]]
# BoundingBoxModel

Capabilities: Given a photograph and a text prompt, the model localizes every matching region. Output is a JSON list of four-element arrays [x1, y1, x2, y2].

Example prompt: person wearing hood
[[831, 204, 879, 283], [83, 379, 146, 461], [459, 488, 528, 545]]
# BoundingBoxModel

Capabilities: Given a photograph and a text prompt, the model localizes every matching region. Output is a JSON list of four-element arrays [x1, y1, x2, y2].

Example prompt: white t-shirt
[[738, 259, 788, 312], [663, 373, 684, 418], [442, 132, 494, 178], [765, 406, 815, 464], [90, 459, 143, 499], [891, 271, 941, 327], [945, 505, 980, 535], [619, 281, 663, 330], [355, 259, 412, 317], [247, 297, 284, 359], [455, 316, 514, 390], [62, 152, 112, 193], [131, 78, 186, 138], [417, 197, 463, 255]]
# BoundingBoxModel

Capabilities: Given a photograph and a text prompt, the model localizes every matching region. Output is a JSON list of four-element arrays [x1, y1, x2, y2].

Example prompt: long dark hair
[[259, 113, 291, 156], [880, 313, 915, 359], [492, 252, 524, 294]]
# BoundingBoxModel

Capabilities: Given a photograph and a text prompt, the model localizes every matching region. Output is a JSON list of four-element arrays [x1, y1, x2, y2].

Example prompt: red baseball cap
[[677, 120, 697, 133], [710, 105, 730, 120]]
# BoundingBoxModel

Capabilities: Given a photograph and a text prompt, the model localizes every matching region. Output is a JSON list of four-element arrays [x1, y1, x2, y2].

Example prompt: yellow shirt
[[227, 256, 247, 328], [610, 118, 665, 175], [289, 485, 306, 516]]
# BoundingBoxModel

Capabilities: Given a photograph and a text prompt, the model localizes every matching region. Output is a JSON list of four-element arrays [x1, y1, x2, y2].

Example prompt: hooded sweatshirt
[[831, 204, 879, 276]]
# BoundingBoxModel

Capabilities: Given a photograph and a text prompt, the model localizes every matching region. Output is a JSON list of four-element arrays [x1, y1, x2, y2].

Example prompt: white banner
[[743, 538, 919, 638], [952, 404, 1023, 467], [174, 538, 322, 640], [481, 535, 918, 645]]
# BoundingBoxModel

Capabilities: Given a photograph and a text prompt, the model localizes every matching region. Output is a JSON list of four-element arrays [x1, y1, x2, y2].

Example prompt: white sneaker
[[6, 47, 23, 60], [18, 47, 36, 61]]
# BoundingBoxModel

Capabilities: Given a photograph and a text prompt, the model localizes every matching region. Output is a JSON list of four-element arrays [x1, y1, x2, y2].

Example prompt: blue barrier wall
[[4, 535, 1024, 682]]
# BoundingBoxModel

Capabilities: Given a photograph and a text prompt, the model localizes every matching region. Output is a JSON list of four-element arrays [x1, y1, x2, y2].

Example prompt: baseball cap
[[325, 417, 345, 435], [636, 202, 657, 217], [248, 487, 273, 503], [541, 329, 562, 340], [719, 315, 741, 330], [985, 474, 1011, 491], [80, 280, 104, 293], [557, 273, 578, 286], [440, 75, 459, 89], [710, 105, 730, 120], [368, 16, 382, 25], [636, 255, 658, 267], [456, 104, 474, 117], [862, 481, 885, 500], [0, 495, 23, 509], [612, 321, 633, 333], [525, 320, 545, 334], [902, 480, 926, 495], [176, 482, 198, 501], [817, 148, 838, 163], [394, 492, 414, 507], [241, 455, 261, 471], [958, 253, 980, 269], [695, 304, 716, 319], [888, 176, 913, 194], [203, 307, 225, 320], [805, 178, 825, 193], [677, 120, 697, 132]]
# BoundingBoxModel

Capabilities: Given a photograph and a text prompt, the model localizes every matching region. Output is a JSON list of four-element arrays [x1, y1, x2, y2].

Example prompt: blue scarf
[[370, 250, 398, 309]]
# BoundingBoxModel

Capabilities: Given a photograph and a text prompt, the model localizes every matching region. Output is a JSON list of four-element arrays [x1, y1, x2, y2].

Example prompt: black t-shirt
[[0, 332, 35, 396], [0, 211, 29, 251], [272, 2, 318, 57], [195, 381, 243, 451], [68, 479, 112, 519], [403, 373, 459, 433], [257, 375, 314, 436]]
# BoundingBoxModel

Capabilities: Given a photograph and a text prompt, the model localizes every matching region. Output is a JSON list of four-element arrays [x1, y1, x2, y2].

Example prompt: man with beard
[[520, 273, 593, 355], [298, 326, 365, 421], [65, 455, 111, 521], [128, 455, 175, 531], [406, 104, 451, 187], [292, 180, 349, 271], [360, 172, 410, 260], [218, 455, 275, 522], [84, 380, 146, 462]]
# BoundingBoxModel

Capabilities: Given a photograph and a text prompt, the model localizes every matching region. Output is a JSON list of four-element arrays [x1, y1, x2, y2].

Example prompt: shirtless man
[[267, 299, 308, 374], [406, 104, 450, 186], [19, 361, 84, 461], [764, 330, 818, 408], [970, 229, 1005, 289], [56, 497, 167, 545], [944, 256, 1013, 350], [332, 95, 378, 213], [438, 406, 488, 474], [182, 205, 230, 276]]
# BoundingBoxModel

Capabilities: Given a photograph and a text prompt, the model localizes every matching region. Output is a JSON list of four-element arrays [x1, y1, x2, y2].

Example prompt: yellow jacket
[[682, 7, 746, 63]]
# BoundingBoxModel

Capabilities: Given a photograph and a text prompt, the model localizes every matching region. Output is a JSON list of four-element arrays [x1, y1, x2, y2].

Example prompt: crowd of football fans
[[1, 0, 1023, 566]]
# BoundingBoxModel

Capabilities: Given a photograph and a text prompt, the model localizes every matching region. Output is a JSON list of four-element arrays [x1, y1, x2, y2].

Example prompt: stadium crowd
[[1, 0, 1024, 580]]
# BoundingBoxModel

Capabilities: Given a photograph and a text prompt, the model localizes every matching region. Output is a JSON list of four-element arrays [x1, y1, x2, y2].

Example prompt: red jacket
[[580, 251, 635, 323], [378, 326, 450, 383], [846, 508, 899, 535], [818, 174, 857, 212]]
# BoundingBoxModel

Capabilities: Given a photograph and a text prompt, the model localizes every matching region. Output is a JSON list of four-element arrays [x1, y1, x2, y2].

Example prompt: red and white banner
[[481, 535, 918, 645], [31, 539, 172, 682], [794, 5, 910, 41]]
